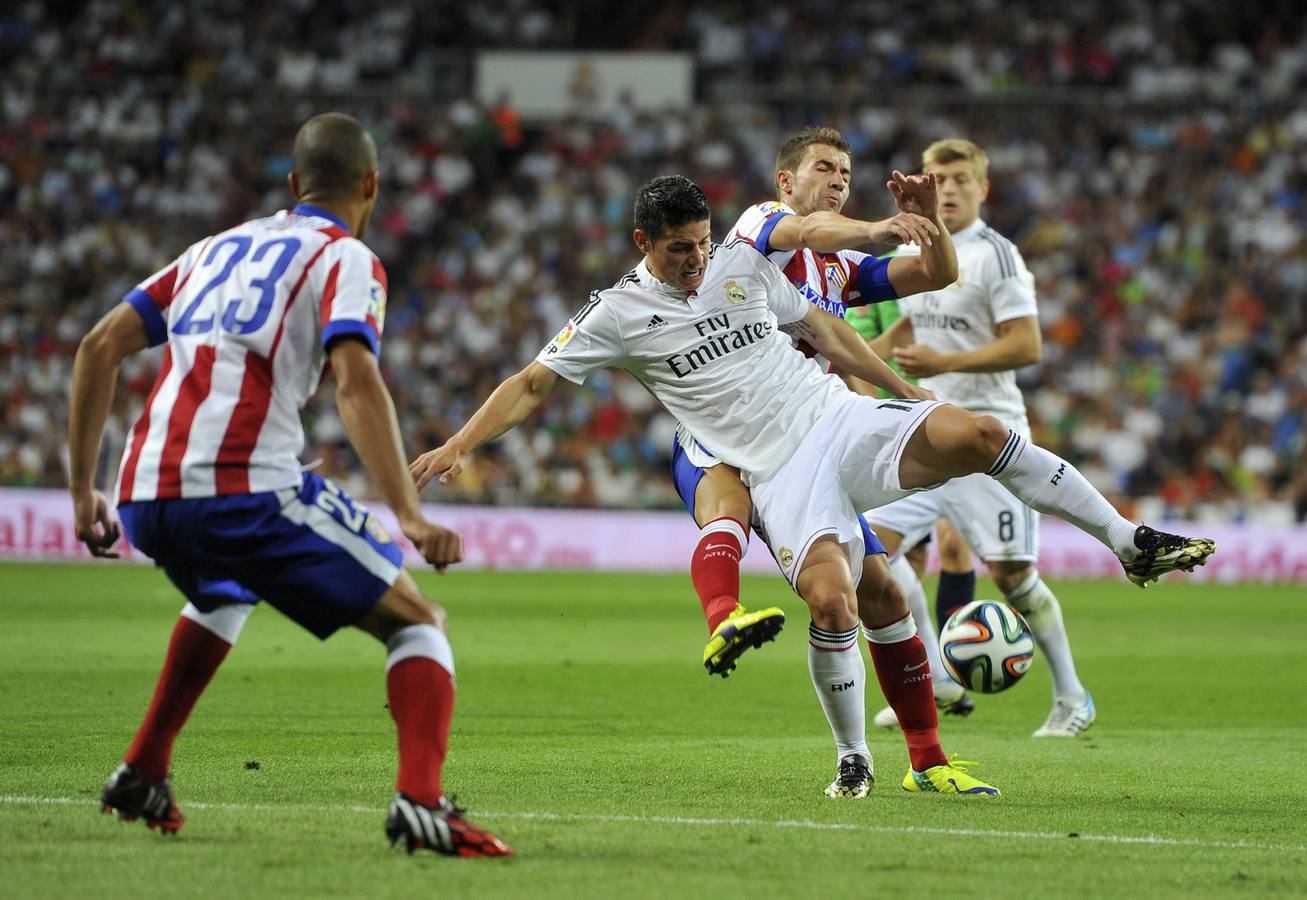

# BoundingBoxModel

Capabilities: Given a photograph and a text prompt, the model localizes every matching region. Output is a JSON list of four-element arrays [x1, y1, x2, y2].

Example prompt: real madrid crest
[[724, 280, 746, 304], [779, 547, 794, 568]]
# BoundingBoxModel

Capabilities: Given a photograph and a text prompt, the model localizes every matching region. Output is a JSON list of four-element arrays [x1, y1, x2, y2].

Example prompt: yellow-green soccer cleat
[[1122, 525, 1215, 588], [702, 604, 785, 678], [902, 755, 1000, 796]]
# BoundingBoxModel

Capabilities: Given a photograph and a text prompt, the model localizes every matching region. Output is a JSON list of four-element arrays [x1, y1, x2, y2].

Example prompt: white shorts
[[866, 472, 1040, 563], [749, 394, 943, 590]]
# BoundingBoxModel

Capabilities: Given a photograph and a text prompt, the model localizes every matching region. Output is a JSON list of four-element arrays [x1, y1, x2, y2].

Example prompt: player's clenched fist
[[409, 442, 465, 491], [72, 488, 121, 558], [400, 518, 463, 573]]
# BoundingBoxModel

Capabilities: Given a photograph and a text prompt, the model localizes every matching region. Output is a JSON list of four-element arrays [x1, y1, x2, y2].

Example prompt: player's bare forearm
[[69, 304, 148, 491], [867, 315, 913, 360], [330, 339, 425, 525], [784, 311, 916, 399], [898, 317, 1041, 376], [770, 211, 937, 253], [886, 219, 957, 296], [447, 362, 559, 454]]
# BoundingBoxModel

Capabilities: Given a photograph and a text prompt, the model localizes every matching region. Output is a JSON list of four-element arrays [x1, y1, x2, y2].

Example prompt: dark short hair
[[633, 175, 710, 241], [292, 112, 378, 202], [775, 126, 852, 175]]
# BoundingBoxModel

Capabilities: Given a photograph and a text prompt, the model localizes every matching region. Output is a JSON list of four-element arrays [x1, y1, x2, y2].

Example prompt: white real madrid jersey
[[894, 218, 1037, 430], [535, 240, 845, 484]]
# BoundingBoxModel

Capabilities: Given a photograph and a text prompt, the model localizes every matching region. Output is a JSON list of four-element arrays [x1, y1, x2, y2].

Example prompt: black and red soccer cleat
[[385, 793, 513, 858], [100, 762, 185, 834]]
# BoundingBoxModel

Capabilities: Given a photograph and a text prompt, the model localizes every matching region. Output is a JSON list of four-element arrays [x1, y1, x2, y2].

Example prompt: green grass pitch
[[2, 562, 1305, 898]]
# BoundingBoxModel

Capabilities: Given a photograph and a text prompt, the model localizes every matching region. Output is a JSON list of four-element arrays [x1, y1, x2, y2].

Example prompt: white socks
[[386, 624, 455, 677], [807, 623, 870, 761], [988, 432, 1138, 560], [181, 602, 255, 645], [1006, 570, 1085, 701], [886, 555, 948, 687]]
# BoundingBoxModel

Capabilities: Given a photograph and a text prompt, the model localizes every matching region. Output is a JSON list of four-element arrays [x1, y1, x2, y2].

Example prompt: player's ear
[[288, 171, 302, 201], [633, 228, 652, 256], [776, 168, 792, 195], [980, 178, 991, 203], [362, 170, 379, 201]]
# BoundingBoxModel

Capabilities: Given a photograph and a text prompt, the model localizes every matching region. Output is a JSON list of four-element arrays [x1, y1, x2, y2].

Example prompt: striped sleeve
[[979, 229, 1038, 324], [317, 238, 387, 356], [121, 240, 207, 347]]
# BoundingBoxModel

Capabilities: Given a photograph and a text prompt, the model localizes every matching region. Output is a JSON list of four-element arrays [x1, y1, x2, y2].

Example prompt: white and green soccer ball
[[940, 600, 1035, 694]]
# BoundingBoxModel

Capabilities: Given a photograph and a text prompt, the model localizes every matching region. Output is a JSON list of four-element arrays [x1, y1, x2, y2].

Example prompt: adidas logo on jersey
[[646, 315, 669, 330]]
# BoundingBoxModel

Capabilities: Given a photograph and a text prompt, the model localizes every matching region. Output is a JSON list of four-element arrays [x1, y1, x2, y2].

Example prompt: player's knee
[[972, 415, 1010, 467], [804, 580, 858, 630], [996, 564, 1040, 611]]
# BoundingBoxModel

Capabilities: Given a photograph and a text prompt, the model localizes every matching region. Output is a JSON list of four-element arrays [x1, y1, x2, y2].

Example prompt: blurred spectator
[[1, 1, 1304, 523]]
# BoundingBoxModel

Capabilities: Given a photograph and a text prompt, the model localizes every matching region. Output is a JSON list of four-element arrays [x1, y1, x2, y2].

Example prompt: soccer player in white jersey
[[865, 138, 1108, 737], [411, 175, 1215, 796], [67, 113, 510, 856], [669, 126, 969, 799]]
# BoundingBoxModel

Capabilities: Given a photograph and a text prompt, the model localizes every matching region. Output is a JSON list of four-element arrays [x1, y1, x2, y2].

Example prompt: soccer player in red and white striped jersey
[[68, 112, 510, 857]]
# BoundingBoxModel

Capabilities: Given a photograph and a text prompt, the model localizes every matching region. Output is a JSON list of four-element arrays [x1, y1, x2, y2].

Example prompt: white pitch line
[[3, 795, 1302, 855]]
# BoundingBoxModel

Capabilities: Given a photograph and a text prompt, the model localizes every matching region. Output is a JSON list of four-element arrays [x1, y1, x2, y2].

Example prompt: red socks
[[387, 657, 455, 807], [867, 627, 948, 772], [690, 517, 747, 633], [125, 616, 233, 781]]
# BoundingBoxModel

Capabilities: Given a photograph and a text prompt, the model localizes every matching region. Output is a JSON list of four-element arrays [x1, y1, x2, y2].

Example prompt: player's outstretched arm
[[329, 337, 461, 571], [410, 361, 561, 491], [782, 307, 934, 402], [766, 208, 939, 254], [68, 303, 150, 558]]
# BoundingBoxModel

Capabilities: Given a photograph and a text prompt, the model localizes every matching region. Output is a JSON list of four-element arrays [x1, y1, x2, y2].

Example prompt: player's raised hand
[[72, 488, 121, 559], [409, 443, 466, 491], [888, 170, 939, 219], [400, 518, 463, 573], [868, 212, 938, 247]]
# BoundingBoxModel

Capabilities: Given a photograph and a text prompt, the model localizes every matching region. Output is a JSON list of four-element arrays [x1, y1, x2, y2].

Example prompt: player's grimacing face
[[782, 144, 852, 216], [640, 219, 712, 292], [928, 160, 988, 233]]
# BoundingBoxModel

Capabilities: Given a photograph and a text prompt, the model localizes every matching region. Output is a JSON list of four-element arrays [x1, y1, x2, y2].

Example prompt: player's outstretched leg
[[102, 601, 254, 833], [357, 573, 511, 858], [900, 408, 1215, 587]]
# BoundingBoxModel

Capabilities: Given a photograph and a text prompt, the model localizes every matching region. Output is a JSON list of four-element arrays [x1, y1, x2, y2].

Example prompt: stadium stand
[[1, 1, 1303, 522]]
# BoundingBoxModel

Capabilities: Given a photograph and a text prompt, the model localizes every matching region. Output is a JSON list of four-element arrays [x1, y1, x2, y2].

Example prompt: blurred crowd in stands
[[1, 1, 1304, 523]]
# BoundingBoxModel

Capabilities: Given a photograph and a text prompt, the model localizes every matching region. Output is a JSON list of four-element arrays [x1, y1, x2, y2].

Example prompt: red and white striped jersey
[[115, 204, 387, 503]]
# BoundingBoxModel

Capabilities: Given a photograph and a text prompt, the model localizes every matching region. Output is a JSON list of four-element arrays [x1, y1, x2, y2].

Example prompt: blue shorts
[[119, 472, 404, 640], [669, 435, 887, 557]]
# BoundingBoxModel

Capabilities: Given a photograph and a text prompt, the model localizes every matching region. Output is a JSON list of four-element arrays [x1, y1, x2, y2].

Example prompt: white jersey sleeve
[[535, 293, 626, 384], [979, 235, 1038, 324]]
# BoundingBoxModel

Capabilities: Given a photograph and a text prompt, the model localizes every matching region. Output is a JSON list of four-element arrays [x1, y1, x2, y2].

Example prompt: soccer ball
[[939, 600, 1034, 694]]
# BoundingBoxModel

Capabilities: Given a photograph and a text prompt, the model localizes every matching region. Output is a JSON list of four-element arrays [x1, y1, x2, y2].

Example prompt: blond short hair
[[922, 138, 989, 181]]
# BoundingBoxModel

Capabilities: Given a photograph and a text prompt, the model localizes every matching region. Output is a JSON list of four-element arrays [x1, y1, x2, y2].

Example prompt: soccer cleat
[[1032, 692, 1096, 738], [872, 679, 974, 729], [824, 753, 874, 799], [1122, 525, 1215, 588], [100, 762, 185, 833], [385, 792, 513, 858], [902, 755, 1000, 796], [702, 604, 786, 677]]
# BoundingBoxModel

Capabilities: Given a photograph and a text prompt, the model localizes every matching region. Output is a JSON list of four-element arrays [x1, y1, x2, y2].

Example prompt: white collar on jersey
[[635, 258, 696, 300], [950, 218, 988, 243]]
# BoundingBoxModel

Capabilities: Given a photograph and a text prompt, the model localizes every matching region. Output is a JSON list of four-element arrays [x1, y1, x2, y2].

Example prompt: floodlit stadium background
[[1, 1, 1304, 575]]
